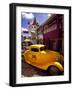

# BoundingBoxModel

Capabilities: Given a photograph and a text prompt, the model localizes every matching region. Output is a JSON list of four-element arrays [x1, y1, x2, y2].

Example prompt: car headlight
[[56, 55, 64, 66], [56, 55, 61, 61]]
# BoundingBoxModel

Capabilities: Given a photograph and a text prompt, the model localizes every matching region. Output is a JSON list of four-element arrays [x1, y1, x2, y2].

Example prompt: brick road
[[21, 60, 50, 77]]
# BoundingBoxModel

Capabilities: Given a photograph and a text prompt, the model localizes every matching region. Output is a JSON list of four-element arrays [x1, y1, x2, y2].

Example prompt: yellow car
[[21, 39, 33, 57], [24, 44, 64, 75]]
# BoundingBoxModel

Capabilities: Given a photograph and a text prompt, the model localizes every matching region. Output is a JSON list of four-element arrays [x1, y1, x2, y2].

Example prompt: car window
[[31, 48, 39, 52], [40, 46, 46, 51], [28, 42, 32, 46], [23, 42, 28, 46]]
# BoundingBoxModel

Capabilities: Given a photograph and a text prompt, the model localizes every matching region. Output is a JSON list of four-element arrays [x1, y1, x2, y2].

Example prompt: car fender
[[51, 62, 64, 72]]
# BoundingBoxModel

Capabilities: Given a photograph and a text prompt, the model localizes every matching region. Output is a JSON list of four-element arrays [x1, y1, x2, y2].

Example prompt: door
[[29, 48, 39, 64]]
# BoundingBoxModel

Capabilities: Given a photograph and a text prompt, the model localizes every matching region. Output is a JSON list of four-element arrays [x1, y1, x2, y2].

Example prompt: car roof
[[24, 39, 32, 42], [30, 44, 45, 48]]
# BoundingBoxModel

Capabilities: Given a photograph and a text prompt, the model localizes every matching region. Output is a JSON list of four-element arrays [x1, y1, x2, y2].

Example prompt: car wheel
[[47, 66, 61, 75]]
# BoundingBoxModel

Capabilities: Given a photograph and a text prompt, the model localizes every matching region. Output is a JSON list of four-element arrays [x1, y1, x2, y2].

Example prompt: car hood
[[41, 50, 59, 54], [40, 50, 60, 59]]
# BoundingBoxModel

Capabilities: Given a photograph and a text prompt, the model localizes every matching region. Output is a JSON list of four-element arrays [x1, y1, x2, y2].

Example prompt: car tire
[[47, 66, 61, 75]]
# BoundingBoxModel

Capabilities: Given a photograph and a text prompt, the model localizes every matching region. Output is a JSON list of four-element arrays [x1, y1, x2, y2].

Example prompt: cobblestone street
[[21, 59, 63, 77], [21, 60, 50, 77]]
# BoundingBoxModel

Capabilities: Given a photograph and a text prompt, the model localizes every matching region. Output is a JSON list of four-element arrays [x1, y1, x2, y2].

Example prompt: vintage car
[[21, 39, 33, 57], [24, 44, 64, 75]]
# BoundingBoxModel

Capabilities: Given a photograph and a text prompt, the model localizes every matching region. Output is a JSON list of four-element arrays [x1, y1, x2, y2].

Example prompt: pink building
[[37, 14, 64, 54]]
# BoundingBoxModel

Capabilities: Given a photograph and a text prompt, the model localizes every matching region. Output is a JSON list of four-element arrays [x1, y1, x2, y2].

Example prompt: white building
[[21, 28, 31, 38], [27, 18, 39, 44]]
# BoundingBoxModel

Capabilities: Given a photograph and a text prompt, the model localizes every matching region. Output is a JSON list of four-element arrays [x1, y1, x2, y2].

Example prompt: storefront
[[43, 14, 64, 54], [37, 14, 64, 54]]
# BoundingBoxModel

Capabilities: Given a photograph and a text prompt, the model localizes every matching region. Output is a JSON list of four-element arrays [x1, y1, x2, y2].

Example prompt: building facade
[[37, 14, 64, 54], [27, 18, 39, 44]]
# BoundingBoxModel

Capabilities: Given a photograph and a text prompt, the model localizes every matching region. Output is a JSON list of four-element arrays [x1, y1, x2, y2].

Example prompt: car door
[[29, 48, 39, 64]]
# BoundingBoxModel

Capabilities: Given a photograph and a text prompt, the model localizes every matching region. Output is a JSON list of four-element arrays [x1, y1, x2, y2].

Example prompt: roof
[[30, 44, 45, 48], [30, 18, 39, 26]]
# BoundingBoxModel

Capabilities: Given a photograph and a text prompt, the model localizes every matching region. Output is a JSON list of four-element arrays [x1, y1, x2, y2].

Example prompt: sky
[[21, 12, 51, 31]]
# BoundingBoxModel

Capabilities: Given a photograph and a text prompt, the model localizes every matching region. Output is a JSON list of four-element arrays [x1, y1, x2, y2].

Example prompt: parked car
[[21, 39, 33, 57], [24, 44, 64, 75]]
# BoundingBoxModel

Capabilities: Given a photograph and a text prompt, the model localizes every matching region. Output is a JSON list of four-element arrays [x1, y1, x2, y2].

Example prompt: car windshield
[[40, 46, 46, 51], [31, 48, 39, 52]]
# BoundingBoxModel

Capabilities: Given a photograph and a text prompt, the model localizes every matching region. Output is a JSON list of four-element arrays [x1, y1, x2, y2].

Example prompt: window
[[31, 48, 39, 52], [52, 40, 57, 50], [40, 46, 46, 51]]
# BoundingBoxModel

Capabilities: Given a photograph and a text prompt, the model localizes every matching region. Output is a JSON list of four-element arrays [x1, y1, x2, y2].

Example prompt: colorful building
[[37, 14, 64, 54]]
